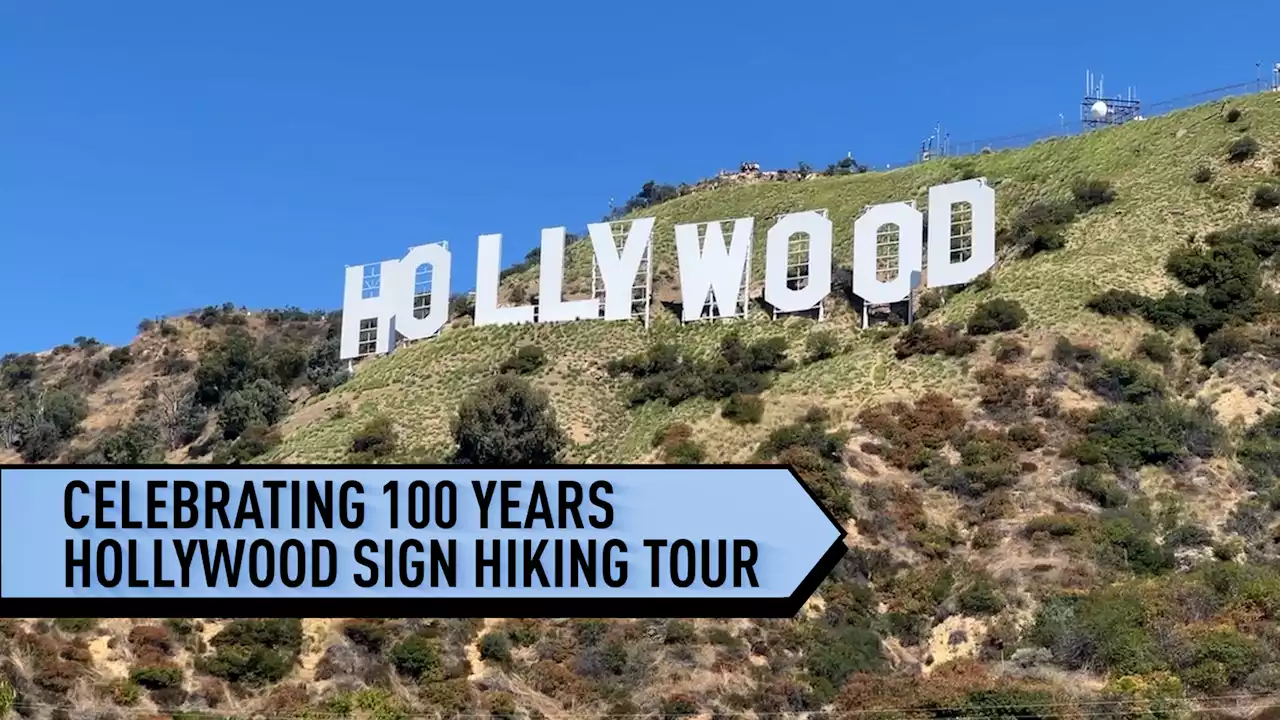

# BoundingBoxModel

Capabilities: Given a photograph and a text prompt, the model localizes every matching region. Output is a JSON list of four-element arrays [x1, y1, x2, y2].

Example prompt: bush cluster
[[1027, 563, 1280, 690], [894, 323, 976, 359], [1071, 178, 1118, 211], [1254, 185, 1280, 211], [722, 392, 765, 424], [974, 366, 1034, 421], [451, 374, 566, 465], [1227, 136, 1259, 163], [755, 410, 852, 516], [1000, 198, 1078, 257], [498, 345, 546, 375], [1085, 222, 1280, 364], [805, 329, 842, 362], [652, 423, 706, 464], [923, 428, 1022, 498], [858, 393, 968, 471], [607, 333, 794, 412], [197, 619, 302, 685], [998, 180, 1114, 259], [1070, 399, 1221, 472], [967, 298, 1028, 336], [0, 366, 90, 462], [350, 414, 398, 461]]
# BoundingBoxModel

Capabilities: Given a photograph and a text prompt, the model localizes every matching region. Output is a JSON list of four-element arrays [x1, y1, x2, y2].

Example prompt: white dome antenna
[[1081, 69, 1140, 130]]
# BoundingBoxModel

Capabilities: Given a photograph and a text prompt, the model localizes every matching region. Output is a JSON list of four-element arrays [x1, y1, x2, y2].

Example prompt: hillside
[[2, 92, 1280, 720]]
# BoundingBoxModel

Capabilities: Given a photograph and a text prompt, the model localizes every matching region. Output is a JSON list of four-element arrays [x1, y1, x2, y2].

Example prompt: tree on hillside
[[451, 374, 566, 465]]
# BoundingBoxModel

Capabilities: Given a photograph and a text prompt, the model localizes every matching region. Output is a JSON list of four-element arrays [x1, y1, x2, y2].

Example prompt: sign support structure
[[771, 209, 828, 322], [590, 220, 654, 329]]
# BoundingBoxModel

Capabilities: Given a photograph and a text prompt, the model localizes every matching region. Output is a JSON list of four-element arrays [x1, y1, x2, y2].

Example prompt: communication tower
[[919, 122, 950, 162], [1081, 71, 1140, 130], [590, 219, 654, 328], [771, 209, 828, 322]]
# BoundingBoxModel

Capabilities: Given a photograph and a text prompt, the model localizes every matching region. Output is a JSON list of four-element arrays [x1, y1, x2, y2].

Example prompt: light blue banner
[[0, 467, 842, 599]]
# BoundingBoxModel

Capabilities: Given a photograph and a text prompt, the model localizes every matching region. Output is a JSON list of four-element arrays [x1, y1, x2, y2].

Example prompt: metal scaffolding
[[772, 209, 828, 321], [590, 220, 653, 328], [690, 220, 752, 322]]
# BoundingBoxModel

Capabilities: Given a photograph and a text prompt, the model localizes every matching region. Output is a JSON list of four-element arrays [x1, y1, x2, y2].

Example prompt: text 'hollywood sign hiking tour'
[[339, 178, 996, 361]]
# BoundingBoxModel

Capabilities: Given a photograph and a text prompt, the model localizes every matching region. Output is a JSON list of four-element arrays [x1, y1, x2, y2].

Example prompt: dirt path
[[465, 618, 503, 681]]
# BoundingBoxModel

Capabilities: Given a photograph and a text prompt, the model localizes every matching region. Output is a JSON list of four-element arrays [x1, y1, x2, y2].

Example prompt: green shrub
[[1071, 401, 1221, 471], [663, 620, 697, 645], [1193, 165, 1213, 184], [1182, 628, 1265, 691], [805, 329, 841, 362], [498, 345, 547, 375], [1086, 357, 1164, 404], [993, 337, 1027, 364], [342, 619, 388, 652], [1165, 523, 1213, 548], [802, 625, 884, 699], [451, 374, 566, 465], [54, 618, 97, 633], [73, 421, 165, 465], [1071, 467, 1128, 508], [608, 333, 795, 407], [112, 679, 142, 705], [1204, 222, 1280, 259], [1237, 411, 1280, 491], [1098, 509, 1176, 575], [1227, 136, 1259, 163], [894, 323, 976, 359], [653, 423, 706, 464], [923, 431, 1020, 498], [756, 417, 852, 517], [722, 393, 764, 424], [389, 633, 443, 681], [130, 665, 182, 690], [916, 290, 944, 320], [1086, 289, 1152, 318], [660, 695, 699, 720], [1007, 422, 1046, 450], [1201, 327, 1252, 366], [967, 298, 1027, 335], [1071, 178, 1117, 211], [478, 632, 512, 664], [198, 618, 301, 685], [350, 415, 398, 460], [503, 620, 540, 647], [1024, 514, 1089, 537], [957, 574, 1005, 615], [1002, 198, 1078, 257], [217, 378, 290, 441], [1253, 185, 1280, 211], [663, 439, 705, 464], [1136, 333, 1174, 364]]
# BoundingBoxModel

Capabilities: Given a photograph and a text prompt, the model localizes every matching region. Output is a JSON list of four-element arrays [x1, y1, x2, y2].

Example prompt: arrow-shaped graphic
[[0, 464, 846, 618]]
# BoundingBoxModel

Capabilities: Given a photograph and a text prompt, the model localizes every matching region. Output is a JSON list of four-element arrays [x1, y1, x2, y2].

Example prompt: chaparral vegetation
[[3, 92, 1280, 720]]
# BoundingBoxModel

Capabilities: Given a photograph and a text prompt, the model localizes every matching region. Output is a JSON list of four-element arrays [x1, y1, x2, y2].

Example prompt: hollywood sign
[[340, 178, 995, 361]]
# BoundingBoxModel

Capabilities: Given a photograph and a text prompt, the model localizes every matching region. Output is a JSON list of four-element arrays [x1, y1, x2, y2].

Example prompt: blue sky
[[1, 1, 1274, 355]]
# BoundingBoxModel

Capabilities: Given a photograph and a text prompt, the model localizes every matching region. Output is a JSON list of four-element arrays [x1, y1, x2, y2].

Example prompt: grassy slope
[[268, 92, 1280, 465]]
